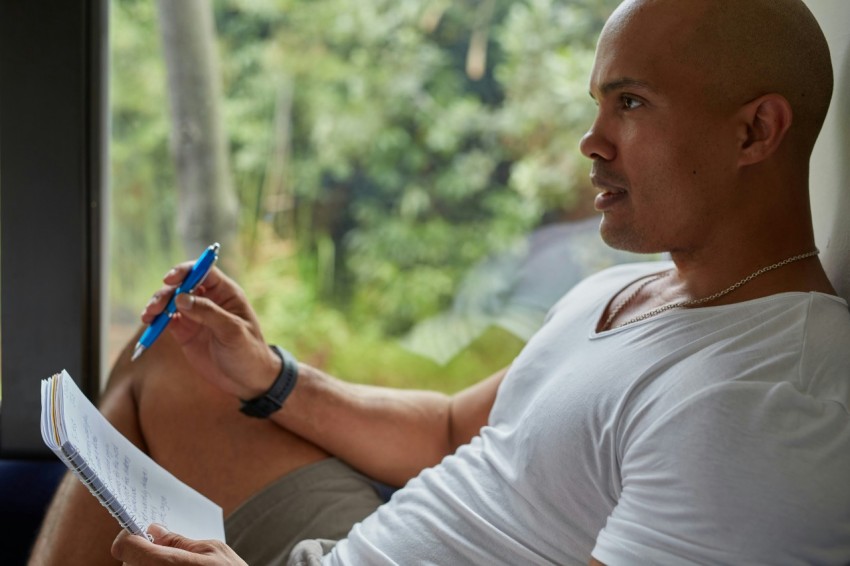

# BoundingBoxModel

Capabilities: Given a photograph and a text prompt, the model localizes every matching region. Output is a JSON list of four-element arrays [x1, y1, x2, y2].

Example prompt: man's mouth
[[590, 175, 629, 211]]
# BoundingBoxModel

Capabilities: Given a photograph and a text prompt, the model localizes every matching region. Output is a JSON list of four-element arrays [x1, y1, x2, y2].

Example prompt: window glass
[[108, 0, 178, 372], [108, 0, 648, 393]]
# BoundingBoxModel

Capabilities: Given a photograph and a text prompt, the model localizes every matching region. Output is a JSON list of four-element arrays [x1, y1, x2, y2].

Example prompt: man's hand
[[141, 264, 280, 400], [112, 524, 247, 566]]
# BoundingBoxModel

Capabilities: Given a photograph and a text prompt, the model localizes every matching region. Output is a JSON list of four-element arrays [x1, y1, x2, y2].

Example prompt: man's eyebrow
[[589, 77, 655, 99]]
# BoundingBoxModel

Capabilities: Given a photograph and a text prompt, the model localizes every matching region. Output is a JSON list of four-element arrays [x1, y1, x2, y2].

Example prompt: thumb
[[145, 523, 171, 542], [174, 292, 199, 316], [146, 523, 193, 551], [111, 524, 184, 564]]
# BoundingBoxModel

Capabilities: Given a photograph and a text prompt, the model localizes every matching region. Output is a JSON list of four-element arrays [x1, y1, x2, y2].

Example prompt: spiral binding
[[60, 444, 154, 542]]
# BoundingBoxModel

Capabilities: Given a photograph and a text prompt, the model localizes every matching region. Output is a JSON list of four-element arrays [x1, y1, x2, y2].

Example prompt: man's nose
[[579, 120, 615, 162]]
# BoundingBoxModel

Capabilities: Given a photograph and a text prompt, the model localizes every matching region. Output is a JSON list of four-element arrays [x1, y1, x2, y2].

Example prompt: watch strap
[[239, 345, 299, 418]]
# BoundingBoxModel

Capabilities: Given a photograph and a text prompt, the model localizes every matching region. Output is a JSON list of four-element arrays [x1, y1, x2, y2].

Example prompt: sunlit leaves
[[110, 0, 621, 335]]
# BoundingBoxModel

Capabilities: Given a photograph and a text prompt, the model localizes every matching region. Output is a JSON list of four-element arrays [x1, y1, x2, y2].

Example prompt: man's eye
[[621, 95, 642, 110]]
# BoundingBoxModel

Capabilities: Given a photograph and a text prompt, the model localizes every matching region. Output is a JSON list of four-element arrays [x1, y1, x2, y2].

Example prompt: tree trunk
[[156, 0, 239, 273]]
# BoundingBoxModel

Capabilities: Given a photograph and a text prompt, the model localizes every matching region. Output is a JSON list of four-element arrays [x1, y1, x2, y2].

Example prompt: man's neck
[[599, 243, 836, 332], [664, 244, 835, 307]]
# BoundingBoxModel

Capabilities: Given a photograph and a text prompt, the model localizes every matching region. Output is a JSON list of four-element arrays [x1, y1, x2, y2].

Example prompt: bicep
[[447, 366, 508, 450]]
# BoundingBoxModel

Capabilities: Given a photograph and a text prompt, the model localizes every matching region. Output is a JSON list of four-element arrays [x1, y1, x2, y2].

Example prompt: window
[[107, 0, 645, 396]]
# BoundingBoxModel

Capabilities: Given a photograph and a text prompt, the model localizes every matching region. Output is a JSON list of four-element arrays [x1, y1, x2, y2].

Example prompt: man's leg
[[28, 330, 330, 566]]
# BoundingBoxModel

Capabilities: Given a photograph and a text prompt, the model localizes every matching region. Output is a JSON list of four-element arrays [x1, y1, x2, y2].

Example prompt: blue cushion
[[0, 459, 66, 564]]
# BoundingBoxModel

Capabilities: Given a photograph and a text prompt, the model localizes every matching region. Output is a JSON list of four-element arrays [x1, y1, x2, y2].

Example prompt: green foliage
[[243, 227, 524, 393], [109, 0, 621, 385], [496, 0, 610, 211], [214, 0, 621, 334]]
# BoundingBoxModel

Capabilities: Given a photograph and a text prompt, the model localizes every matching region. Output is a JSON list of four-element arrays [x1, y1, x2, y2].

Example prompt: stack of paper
[[41, 370, 225, 541]]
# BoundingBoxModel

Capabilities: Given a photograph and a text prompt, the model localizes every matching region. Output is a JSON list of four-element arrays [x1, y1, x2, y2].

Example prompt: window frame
[[0, 0, 108, 458]]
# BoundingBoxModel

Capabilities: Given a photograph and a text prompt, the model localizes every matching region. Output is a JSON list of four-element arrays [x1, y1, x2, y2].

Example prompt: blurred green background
[[107, 0, 637, 393]]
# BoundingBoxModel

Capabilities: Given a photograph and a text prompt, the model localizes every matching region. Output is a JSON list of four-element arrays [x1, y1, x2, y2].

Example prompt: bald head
[[603, 0, 833, 155]]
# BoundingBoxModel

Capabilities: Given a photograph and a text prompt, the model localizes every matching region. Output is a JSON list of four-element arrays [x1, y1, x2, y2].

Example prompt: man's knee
[[98, 327, 207, 452]]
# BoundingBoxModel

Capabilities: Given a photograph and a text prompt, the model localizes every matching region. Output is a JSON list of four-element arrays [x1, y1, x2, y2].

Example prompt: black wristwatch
[[239, 345, 299, 418]]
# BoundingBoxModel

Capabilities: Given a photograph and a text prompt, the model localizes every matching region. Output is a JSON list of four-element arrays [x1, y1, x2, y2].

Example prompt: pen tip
[[131, 344, 144, 362]]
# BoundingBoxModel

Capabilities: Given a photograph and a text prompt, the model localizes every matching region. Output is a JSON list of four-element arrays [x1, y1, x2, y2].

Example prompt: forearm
[[144, 265, 491, 484], [143, 265, 498, 485], [269, 365, 457, 486]]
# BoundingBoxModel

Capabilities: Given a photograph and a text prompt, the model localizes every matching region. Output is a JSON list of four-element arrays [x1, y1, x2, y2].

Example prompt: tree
[[156, 0, 239, 270]]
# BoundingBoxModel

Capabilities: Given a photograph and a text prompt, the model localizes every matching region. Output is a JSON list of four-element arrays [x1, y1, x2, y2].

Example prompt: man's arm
[[144, 263, 506, 487], [271, 365, 507, 487]]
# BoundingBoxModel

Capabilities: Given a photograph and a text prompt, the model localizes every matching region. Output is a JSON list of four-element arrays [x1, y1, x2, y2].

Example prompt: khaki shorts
[[225, 458, 384, 565]]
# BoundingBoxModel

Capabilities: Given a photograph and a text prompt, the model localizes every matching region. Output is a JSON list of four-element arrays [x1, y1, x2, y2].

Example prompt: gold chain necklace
[[603, 248, 820, 331]]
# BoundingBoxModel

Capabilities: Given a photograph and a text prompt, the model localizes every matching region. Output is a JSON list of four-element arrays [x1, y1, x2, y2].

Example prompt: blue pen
[[131, 242, 220, 362]]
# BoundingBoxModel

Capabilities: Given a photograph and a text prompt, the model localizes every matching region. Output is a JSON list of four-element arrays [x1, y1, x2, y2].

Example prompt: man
[[30, 0, 850, 564]]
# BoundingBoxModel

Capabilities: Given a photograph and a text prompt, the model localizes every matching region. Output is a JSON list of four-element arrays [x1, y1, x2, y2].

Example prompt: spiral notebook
[[40, 370, 225, 541]]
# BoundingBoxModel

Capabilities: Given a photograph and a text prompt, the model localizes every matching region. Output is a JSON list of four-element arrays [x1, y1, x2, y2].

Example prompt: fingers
[[161, 261, 197, 285], [146, 524, 196, 551], [111, 528, 155, 565], [112, 524, 248, 566], [145, 523, 172, 542], [111, 524, 198, 563], [167, 265, 233, 300], [140, 288, 176, 324], [173, 292, 249, 346], [141, 265, 233, 324], [139, 256, 259, 349]]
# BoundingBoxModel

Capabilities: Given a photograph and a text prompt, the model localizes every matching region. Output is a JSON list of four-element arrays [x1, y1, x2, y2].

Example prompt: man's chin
[[598, 223, 660, 255]]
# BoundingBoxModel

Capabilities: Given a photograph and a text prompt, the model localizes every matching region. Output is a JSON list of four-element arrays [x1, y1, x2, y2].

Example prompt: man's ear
[[737, 93, 793, 166]]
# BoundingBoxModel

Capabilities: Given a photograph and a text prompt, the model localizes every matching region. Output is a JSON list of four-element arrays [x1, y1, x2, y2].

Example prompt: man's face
[[580, 1, 741, 255]]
